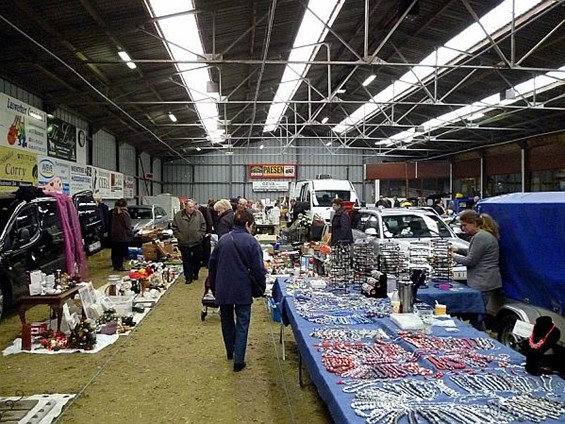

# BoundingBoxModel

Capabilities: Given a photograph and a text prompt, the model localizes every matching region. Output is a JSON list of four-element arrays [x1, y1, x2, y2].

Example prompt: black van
[[0, 188, 103, 319]]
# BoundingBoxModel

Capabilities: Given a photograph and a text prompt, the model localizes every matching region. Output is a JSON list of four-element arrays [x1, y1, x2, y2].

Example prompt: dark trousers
[[201, 235, 211, 267], [219, 304, 251, 364], [179, 244, 203, 281], [111, 241, 129, 270]]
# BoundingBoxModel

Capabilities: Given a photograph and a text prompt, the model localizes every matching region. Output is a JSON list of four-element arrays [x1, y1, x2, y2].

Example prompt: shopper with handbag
[[208, 209, 267, 372]]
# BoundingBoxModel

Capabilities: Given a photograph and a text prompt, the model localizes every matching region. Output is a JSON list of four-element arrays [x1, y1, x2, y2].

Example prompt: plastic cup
[[434, 304, 447, 315]]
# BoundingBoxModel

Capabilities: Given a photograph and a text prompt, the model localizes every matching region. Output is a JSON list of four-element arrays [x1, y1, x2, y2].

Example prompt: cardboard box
[[142, 242, 159, 261]]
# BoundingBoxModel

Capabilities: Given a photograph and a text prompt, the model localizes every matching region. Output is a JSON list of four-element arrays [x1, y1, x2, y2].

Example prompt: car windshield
[[382, 214, 452, 238], [314, 190, 351, 206], [129, 208, 152, 219]]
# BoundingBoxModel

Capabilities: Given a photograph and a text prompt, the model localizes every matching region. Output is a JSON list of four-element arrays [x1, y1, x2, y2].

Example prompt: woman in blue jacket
[[209, 209, 267, 372]]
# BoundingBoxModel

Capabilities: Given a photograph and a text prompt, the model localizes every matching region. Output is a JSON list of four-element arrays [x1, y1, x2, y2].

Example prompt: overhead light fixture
[[168, 112, 177, 122], [118, 50, 137, 69], [362, 74, 376, 87], [334, 0, 550, 135], [259, 144, 264, 150], [336, 88, 346, 94], [321, 117, 329, 124], [147, 0, 221, 145], [325, 141, 332, 146], [28, 111, 44, 121], [263, 0, 345, 132], [196, 147, 201, 151]]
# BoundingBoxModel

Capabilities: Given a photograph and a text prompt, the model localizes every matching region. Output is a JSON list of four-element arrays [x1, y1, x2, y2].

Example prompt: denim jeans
[[219, 304, 251, 364], [179, 244, 203, 280]]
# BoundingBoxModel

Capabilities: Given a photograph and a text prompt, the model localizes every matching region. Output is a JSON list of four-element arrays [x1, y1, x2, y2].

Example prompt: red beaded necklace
[[529, 323, 555, 349]]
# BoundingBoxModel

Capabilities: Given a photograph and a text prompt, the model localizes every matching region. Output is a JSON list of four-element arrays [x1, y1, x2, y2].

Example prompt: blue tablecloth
[[273, 277, 564, 424], [417, 281, 486, 314]]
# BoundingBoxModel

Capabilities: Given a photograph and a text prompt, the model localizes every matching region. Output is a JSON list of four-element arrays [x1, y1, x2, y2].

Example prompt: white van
[[291, 179, 359, 223], [141, 193, 181, 222]]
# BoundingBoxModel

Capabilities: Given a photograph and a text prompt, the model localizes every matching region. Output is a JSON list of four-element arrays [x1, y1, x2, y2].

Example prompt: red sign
[[144, 172, 154, 180], [248, 164, 296, 179]]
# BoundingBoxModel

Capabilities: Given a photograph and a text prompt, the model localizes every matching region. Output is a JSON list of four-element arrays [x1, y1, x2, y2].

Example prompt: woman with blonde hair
[[451, 209, 502, 330], [214, 199, 234, 239]]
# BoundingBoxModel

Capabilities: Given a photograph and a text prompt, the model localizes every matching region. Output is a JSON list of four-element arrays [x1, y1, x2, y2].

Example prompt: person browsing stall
[[330, 198, 353, 246], [213, 199, 234, 239], [110, 198, 133, 271], [172, 199, 206, 284], [451, 210, 502, 330], [208, 209, 267, 372]]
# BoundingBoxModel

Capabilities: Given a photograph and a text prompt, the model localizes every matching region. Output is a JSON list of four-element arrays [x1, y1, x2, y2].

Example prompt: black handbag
[[230, 234, 265, 298]]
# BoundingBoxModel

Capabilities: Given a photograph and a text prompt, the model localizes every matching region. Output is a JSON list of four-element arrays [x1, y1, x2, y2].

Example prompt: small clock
[[78, 129, 86, 148]]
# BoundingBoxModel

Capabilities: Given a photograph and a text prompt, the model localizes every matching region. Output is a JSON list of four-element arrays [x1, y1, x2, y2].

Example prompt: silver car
[[351, 208, 469, 279], [128, 204, 170, 236]]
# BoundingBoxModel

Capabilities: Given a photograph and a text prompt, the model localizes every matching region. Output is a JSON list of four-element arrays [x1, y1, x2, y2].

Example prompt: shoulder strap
[[230, 233, 250, 270]]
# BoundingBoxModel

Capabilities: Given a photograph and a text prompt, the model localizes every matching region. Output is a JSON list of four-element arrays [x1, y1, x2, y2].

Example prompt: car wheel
[[498, 314, 525, 353]]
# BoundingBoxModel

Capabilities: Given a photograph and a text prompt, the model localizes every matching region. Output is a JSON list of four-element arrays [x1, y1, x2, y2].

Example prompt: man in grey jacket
[[172, 199, 206, 284]]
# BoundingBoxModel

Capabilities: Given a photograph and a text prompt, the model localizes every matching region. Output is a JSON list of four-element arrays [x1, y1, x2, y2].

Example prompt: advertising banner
[[0, 93, 47, 155], [69, 163, 92, 195], [47, 116, 77, 162], [37, 156, 71, 194], [248, 163, 296, 179], [88, 165, 124, 199], [124, 175, 135, 199], [252, 181, 289, 192], [0, 146, 38, 192]]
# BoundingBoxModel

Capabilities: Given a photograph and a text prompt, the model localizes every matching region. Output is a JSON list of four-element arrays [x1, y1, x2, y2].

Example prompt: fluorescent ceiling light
[[147, 0, 220, 144], [168, 112, 177, 122], [196, 147, 201, 151], [259, 144, 264, 150], [336, 88, 346, 94], [126, 62, 137, 69], [334, 0, 548, 134], [263, 0, 345, 133], [29, 111, 43, 121], [325, 141, 332, 146], [118, 51, 131, 61], [362, 75, 376, 87], [321, 116, 329, 124]]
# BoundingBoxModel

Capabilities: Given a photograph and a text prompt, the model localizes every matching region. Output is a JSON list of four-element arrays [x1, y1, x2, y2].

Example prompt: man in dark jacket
[[209, 209, 267, 372], [330, 198, 353, 246], [172, 199, 206, 284], [197, 201, 214, 267]]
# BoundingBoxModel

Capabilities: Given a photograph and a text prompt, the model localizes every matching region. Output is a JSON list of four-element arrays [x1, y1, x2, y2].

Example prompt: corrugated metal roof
[[0, 0, 562, 162]]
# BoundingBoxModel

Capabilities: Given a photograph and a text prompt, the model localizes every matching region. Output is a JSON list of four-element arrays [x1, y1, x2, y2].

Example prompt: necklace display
[[310, 327, 389, 341], [529, 323, 556, 349], [449, 373, 541, 395], [400, 332, 496, 351], [491, 394, 565, 422], [318, 340, 432, 379]]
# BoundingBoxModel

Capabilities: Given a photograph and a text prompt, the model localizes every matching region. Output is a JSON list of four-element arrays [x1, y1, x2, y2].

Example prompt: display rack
[[378, 241, 405, 278], [429, 239, 453, 283], [352, 241, 377, 290], [327, 242, 353, 293]]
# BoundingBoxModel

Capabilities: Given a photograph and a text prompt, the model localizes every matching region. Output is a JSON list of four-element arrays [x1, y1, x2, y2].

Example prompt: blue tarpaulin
[[478, 192, 565, 315]]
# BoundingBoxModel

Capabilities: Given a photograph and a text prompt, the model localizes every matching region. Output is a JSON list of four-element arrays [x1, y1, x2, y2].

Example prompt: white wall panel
[[119, 143, 137, 176], [92, 130, 117, 170]]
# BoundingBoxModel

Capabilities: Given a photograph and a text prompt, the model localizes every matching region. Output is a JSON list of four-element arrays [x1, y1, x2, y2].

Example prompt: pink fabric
[[48, 192, 89, 280]]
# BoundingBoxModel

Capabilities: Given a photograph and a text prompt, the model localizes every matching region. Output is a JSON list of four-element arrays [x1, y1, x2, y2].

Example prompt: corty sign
[[252, 181, 289, 192]]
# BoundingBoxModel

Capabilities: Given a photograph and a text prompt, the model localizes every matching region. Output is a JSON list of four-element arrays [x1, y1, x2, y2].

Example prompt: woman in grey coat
[[451, 209, 502, 330]]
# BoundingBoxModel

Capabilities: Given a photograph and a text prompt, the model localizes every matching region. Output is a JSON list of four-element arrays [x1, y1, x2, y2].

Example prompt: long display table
[[273, 278, 564, 424]]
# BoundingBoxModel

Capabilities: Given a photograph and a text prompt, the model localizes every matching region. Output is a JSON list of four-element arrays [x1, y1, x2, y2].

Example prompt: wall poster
[[0, 146, 38, 193], [47, 116, 77, 162], [0, 93, 47, 155]]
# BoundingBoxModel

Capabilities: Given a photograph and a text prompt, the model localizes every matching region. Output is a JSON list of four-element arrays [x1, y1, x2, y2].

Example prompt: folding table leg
[[279, 322, 286, 360]]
